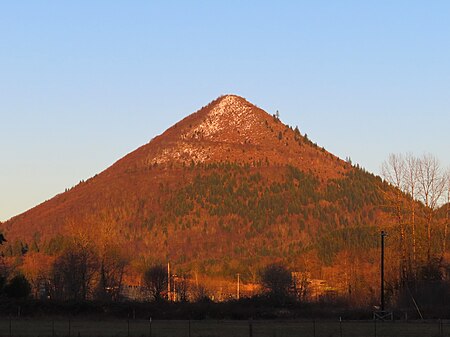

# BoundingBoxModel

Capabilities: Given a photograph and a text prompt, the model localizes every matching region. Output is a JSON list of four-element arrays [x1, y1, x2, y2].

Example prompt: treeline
[[0, 241, 127, 302], [0, 253, 304, 306], [381, 153, 450, 307], [1, 260, 450, 320]]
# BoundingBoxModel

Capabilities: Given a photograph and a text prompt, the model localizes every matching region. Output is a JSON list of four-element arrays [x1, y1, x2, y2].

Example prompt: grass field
[[0, 318, 448, 337]]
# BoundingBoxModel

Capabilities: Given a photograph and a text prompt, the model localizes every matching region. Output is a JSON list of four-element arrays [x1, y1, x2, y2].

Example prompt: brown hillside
[[4, 95, 349, 241], [2, 95, 391, 298]]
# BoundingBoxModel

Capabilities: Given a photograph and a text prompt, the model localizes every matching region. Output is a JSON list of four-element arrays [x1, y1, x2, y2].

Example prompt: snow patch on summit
[[150, 95, 262, 165], [182, 95, 257, 141]]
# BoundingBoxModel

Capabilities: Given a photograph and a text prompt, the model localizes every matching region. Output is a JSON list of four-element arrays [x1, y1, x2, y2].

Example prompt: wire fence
[[0, 318, 449, 337]]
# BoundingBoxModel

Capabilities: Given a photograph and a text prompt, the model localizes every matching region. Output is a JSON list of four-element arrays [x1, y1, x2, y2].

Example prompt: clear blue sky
[[1, 1, 450, 221]]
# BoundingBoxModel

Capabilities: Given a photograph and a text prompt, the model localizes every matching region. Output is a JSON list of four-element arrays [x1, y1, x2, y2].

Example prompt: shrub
[[5, 274, 31, 299]]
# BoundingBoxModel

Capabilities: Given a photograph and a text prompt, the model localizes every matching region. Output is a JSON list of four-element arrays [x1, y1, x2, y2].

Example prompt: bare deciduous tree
[[95, 247, 128, 301], [143, 264, 168, 302], [441, 170, 450, 261], [417, 154, 446, 263], [382, 153, 449, 283], [292, 271, 309, 301], [174, 273, 190, 302], [382, 153, 408, 282], [191, 283, 210, 302], [50, 245, 98, 300], [404, 153, 419, 274]]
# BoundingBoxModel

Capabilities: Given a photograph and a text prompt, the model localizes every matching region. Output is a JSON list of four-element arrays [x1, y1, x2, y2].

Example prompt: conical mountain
[[2, 95, 387, 289], [109, 94, 347, 176]]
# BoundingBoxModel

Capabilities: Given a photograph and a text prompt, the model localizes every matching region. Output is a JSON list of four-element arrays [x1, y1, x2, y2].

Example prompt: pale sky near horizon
[[1, 1, 450, 221]]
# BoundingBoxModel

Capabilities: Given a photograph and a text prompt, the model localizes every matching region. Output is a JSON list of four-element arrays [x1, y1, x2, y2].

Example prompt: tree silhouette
[[143, 264, 168, 301], [50, 246, 98, 300], [260, 263, 293, 303], [5, 274, 31, 298]]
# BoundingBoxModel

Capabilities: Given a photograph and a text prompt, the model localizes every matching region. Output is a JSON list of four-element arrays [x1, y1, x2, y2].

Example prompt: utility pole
[[174, 276, 177, 302], [381, 231, 387, 311], [167, 262, 171, 301], [237, 273, 240, 300]]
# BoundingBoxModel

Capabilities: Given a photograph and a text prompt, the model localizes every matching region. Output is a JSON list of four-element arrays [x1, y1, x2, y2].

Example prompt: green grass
[[0, 318, 448, 337]]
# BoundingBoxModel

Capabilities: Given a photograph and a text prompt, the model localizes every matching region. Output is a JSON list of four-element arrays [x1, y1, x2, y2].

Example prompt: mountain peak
[[216, 93, 246, 102], [184, 94, 261, 141], [118, 94, 347, 178], [145, 95, 271, 165]]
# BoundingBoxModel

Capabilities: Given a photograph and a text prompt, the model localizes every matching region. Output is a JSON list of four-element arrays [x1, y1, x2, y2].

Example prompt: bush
[[143, 264, 168, 302], [5, 274, 31, 299], [260, 264, 293, 304]]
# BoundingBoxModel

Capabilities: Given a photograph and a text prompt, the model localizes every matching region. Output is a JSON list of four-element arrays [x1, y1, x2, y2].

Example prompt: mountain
[[2, 95, 390, 299]]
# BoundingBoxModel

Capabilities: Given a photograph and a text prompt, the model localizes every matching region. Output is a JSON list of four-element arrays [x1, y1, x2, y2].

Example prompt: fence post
[[149, 317, 152, 337], [339, 317, 343, 337], [249, 318, 253, 337]]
